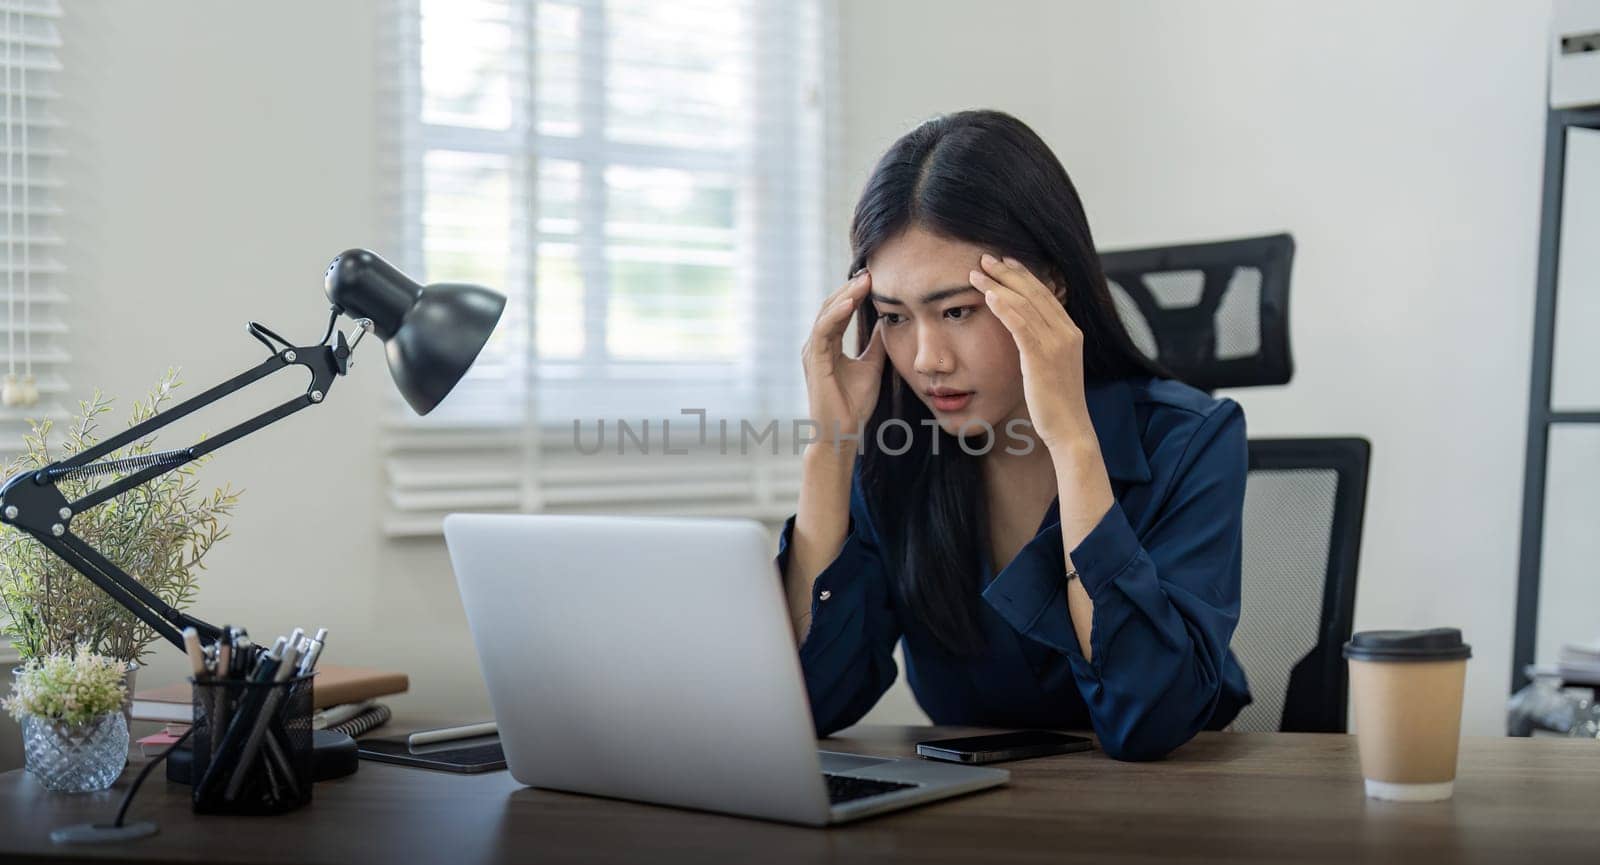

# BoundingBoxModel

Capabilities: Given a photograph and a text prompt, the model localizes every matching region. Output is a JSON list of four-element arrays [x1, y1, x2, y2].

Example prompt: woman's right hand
[[801, 269, 887, 457]]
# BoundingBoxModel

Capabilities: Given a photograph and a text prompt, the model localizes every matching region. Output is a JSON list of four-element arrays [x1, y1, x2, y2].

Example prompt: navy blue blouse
[[776, 376, 1252, 761]]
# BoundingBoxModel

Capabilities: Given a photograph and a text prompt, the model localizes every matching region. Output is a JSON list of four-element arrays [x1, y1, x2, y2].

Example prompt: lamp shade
[[324, 249, 506, 415]]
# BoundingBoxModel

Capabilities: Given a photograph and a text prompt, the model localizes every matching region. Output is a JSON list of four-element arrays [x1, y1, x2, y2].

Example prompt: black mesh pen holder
[[190, 673, 315, 815]]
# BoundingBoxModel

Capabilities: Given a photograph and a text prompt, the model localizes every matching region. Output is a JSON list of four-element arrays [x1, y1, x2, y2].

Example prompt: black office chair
[[1233, 438, 1369, 732], [1101, 233, 1294, 391], [1100, 233, 1370, 732]]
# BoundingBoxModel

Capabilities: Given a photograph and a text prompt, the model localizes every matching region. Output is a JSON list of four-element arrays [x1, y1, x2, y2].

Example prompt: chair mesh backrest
[[1231, 467, 1338, 733], [1228, 439, 1369, 733], [1100, 234, 1294, 391]]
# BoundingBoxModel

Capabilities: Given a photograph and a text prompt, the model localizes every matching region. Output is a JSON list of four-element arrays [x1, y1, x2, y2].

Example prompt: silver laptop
[[443, 512, 1008, 826]]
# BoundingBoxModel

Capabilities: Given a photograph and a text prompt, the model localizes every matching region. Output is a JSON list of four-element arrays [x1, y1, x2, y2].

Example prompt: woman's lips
[[929, 391, 973, 412]]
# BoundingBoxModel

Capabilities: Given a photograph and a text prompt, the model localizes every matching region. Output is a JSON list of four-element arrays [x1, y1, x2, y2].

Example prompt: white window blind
[[379, 0, 836, 536], [0, 1, 65, 459]]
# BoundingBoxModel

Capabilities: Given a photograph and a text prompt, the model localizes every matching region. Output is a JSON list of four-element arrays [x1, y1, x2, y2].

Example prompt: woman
[[777, 109, 1252, 762]]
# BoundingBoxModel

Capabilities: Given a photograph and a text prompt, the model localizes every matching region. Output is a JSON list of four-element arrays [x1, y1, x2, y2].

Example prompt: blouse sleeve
[[982, 401, 1248, 761], [775, 460, 904, 737]]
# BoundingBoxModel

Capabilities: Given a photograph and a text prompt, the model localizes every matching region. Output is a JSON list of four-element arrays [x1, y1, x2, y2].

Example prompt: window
[[0, 1, 65, 461], [380, 0, 836, 535]]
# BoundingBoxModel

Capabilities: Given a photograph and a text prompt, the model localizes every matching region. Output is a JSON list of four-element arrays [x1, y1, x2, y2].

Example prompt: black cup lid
[[1343, 628, 1471, 662]]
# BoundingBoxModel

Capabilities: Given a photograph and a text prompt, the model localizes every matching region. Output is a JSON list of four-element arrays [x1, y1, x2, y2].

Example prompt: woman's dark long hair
[[849, 109, 1164, 656]]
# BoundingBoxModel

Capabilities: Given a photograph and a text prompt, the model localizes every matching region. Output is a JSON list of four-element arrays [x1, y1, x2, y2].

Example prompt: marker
[[183, 627, 208, 679]]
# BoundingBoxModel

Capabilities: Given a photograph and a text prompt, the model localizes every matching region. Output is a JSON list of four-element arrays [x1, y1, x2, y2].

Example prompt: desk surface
[[0, 725, 1595, 865]]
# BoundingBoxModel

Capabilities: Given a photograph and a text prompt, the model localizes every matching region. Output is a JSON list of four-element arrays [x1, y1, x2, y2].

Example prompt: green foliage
[[3, 647, 129, 725], [0, 369, 241, 664]]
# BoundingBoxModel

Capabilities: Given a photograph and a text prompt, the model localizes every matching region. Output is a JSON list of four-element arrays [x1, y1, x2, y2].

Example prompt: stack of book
[[133, 665, 408, 755], [1557, 639, 1600, 687]]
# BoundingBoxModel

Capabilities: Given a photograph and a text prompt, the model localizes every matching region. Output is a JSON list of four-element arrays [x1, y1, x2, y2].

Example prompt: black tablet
[[356, 734, 507, 773]]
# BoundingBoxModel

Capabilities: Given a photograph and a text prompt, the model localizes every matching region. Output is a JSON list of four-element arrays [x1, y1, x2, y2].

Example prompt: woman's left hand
[[970, 253, 1096, 453]]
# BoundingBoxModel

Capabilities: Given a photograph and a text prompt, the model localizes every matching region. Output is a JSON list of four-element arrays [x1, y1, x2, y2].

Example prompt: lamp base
[[50, 820, 159, 845], [165, 729, 359, 785]]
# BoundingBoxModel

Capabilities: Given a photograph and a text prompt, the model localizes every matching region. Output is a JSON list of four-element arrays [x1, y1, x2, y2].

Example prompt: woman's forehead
[[866, 228, 987, 299]]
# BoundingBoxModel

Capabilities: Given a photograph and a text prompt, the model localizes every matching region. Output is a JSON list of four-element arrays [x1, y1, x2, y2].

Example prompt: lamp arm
[[0, 328, 355, 652]]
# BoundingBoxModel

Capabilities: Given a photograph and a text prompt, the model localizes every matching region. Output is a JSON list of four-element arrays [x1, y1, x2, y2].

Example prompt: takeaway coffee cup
[[1342, 628, 1472, 802]]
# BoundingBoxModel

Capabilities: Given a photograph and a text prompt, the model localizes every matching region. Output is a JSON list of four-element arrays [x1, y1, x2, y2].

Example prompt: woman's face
[[865, 226, 1034, 439]]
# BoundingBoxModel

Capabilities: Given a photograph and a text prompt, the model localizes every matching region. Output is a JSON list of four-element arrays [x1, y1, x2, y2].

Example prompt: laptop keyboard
[[823, 772, 918, 804]]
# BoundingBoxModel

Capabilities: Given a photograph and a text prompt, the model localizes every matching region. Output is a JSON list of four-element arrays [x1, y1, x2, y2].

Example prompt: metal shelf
[[1511, 104, 1600, 691]]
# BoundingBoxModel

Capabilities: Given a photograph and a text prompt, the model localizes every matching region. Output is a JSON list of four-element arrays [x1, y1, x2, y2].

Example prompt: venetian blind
[[0, 1, 66, 460], [378, 0, 837, 536]]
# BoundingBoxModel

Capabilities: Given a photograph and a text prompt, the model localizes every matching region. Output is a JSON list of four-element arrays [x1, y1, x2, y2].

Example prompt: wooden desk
[[0, 726, 1594, 864]]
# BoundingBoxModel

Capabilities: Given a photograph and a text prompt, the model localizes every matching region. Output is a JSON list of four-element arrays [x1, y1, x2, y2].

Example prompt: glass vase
[[21, 712, 129, 793]]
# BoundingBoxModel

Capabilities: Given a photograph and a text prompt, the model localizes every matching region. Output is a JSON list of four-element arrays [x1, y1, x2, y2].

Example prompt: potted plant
[[4, 647, 132, 791], [0, 369, 240, 692]]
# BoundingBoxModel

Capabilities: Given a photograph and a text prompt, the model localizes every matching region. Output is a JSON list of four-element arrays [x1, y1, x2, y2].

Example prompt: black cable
[[319, 305, 342, 346], [249, 306, 341, 357], [247, 324, 279, 355], [246, 321, 294, 355], [113, 723, 196, 829]]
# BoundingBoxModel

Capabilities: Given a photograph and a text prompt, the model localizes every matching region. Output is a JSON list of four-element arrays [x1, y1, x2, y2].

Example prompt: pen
[[258, 739, 285, 801], [232, 631, 253, 679], [261, 728, 298, 801], [296, 628, 327, 676], [256, 636, 307, 795], [224, 638, 303, 801], [195, 649, 280, 801], [213, 625, 240, 759], [409, 722, 498, 748]]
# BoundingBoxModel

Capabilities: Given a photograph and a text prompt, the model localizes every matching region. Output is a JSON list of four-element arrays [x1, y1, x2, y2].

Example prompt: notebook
[[132, 664, 409, 721]]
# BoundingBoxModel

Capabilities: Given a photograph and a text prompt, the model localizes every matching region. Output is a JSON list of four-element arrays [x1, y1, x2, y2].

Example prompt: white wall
[[840, 0, 1553, 735], [44, 1, 1556, 741], [57, 0, 490, 721]]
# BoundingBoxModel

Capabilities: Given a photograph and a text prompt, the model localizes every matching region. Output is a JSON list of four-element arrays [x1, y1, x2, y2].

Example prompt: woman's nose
[[912, 327, 952, 376]]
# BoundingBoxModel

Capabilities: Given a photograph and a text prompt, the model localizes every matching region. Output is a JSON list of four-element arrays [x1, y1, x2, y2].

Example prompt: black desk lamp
[[0, 249, 502, 652], [0, 249, 503, 800]]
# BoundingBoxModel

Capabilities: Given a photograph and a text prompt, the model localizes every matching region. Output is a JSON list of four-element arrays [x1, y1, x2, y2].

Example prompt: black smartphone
[[916, 730, 1094, 764], [356, 734, 507, 773]]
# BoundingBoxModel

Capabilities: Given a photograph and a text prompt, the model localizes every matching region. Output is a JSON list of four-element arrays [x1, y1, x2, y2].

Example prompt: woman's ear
[[1020, 259, 1068, 303], [1046, 268, 1069, 303]]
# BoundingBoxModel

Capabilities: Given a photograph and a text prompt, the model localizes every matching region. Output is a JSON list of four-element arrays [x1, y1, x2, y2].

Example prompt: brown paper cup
[[1344, 628, 1471, 803], [1347, 657, 1467, 801]]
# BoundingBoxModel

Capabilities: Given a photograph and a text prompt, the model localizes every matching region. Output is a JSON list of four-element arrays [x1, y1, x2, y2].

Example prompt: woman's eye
[[944, 306, 977, 321], [879, 312, 904, 325]]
